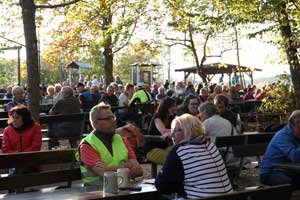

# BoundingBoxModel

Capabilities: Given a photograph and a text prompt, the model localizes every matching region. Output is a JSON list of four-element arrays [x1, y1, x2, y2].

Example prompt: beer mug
[[103, 172, 119, 193], [117, 168, 130, 188]]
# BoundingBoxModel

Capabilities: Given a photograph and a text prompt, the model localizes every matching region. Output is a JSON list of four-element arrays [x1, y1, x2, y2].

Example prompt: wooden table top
[[0, 180, 158, 200], [273, 163, 300, 174]]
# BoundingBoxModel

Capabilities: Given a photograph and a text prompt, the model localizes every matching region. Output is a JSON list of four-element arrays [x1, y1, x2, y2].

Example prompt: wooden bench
[[0, 149, 81, 191], [215, 132, 275, 177], [192, 184, 294, 200]]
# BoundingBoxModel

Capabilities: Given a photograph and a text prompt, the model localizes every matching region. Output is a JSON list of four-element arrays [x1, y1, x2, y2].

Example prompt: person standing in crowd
[[92, 75, 99, 86], [260, 110, 300, 185], [5, 86, 27, 112], [155, 114, 232, 199], [79, 74, 85, 83], [75, 103, 143, 186]]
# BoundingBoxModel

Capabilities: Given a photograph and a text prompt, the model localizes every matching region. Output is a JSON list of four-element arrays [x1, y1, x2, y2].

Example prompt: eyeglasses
[[97, 115, 116, 121]]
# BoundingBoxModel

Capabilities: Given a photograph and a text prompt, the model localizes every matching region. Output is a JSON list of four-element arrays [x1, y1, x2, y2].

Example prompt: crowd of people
[[0, 75, 297, 198]]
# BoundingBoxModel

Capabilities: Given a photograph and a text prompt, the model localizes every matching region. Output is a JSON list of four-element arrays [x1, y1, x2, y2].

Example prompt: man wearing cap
[[260, 110, 300, 185], [129, 82, 152, 106]]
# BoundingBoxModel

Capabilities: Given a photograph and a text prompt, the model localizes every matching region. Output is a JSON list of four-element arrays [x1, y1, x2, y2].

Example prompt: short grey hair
[[61, 86, 74, 98], [198, 102, 218, 118], [12, 86, 24, 96], [89, 102, 111, 126], [289, 110, 300, 126]]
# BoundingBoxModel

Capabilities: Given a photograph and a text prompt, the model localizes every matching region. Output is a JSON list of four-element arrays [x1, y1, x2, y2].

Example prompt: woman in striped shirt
[[155, 114, 232, 199]]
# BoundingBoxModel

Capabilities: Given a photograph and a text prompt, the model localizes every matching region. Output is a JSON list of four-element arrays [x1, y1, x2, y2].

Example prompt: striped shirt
[[155, 139, 232, 199], [177, 142, 232, 198]]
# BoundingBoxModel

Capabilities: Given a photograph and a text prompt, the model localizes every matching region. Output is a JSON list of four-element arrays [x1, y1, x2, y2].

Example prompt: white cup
[[103, 172, 118, 193], [117, 168, 130, 188]]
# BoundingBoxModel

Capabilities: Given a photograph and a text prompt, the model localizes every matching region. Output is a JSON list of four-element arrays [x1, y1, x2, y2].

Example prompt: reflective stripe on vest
[[75, 132, 128, 185]]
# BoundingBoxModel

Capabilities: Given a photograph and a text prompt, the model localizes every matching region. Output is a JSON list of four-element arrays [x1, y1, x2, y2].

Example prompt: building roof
[[129, 59, 162, 67], [65, 61, 93, 69], [175, 62, 261, 75]]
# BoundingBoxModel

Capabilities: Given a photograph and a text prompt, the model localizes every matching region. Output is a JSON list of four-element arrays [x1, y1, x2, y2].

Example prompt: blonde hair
[[171, 113, 205, 139]]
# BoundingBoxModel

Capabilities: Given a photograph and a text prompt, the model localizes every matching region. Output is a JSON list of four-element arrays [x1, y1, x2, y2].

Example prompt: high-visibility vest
[[75, 132, 128, 186]]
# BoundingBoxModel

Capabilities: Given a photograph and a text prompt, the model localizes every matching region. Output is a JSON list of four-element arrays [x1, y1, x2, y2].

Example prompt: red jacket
[[2, 123, 42, 153]]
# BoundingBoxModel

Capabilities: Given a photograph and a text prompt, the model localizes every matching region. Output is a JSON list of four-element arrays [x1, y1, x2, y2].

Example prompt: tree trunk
[[20, 0, 40, 121], [188, 22, 207, 84], [278, 1, 300, 109], [102, 10, 114, 85]]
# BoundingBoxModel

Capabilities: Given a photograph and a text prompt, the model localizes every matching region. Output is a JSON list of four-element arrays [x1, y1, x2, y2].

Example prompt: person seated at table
[[155, 114, 232, 199], [198, 102, 236, 142], [4, 86, 27, 112], [199, 88, 209, 103], [146, 97, 177, 165], [207, 85, 222, 102], [243, 87, 255, 100], [176, 94, 200, 116], [75, 102, 143, 186], [2, 105, 42, 154], [118, 83, 135, 126], [129, 82, 152, 106], [229, 84, 242, 101], [76, 82, 94, 112], [198, 102, 240, 168], [42, 85, 55, 104], [100, 85, 119, 107], [53, 83, 62, 103], [4, 86, 13, 99], [155, 86, 167, 102], [260, 110, 300, 186], [214, 94, 238, 128], [48, 86, 82, 149], [90, 85, 102, 104], [2, 105, 42, 177]]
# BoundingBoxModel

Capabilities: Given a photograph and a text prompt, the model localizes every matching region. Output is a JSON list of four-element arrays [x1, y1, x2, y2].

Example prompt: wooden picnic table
[[0, 99, 12, 105], [0, 179, 158, 200], [273, 163, 300, 174]]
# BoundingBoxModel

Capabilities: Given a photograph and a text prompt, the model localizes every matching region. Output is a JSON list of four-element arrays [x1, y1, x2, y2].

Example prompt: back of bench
[[194, 184, 293, 200], [215, 133, 274, 156], [39, 113, 87, 124], [232, 133, 275, 158], [0, 149, 81, 191], [215, 135, 246, 148], [0, 149, 77, 169]]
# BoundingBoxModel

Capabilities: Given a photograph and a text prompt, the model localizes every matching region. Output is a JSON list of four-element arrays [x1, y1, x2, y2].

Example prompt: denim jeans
[[260, 170, 292, 186]]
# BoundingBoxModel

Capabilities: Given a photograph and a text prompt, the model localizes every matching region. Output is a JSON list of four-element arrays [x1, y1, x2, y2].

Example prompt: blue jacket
[[260, 124, 300, 175]]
